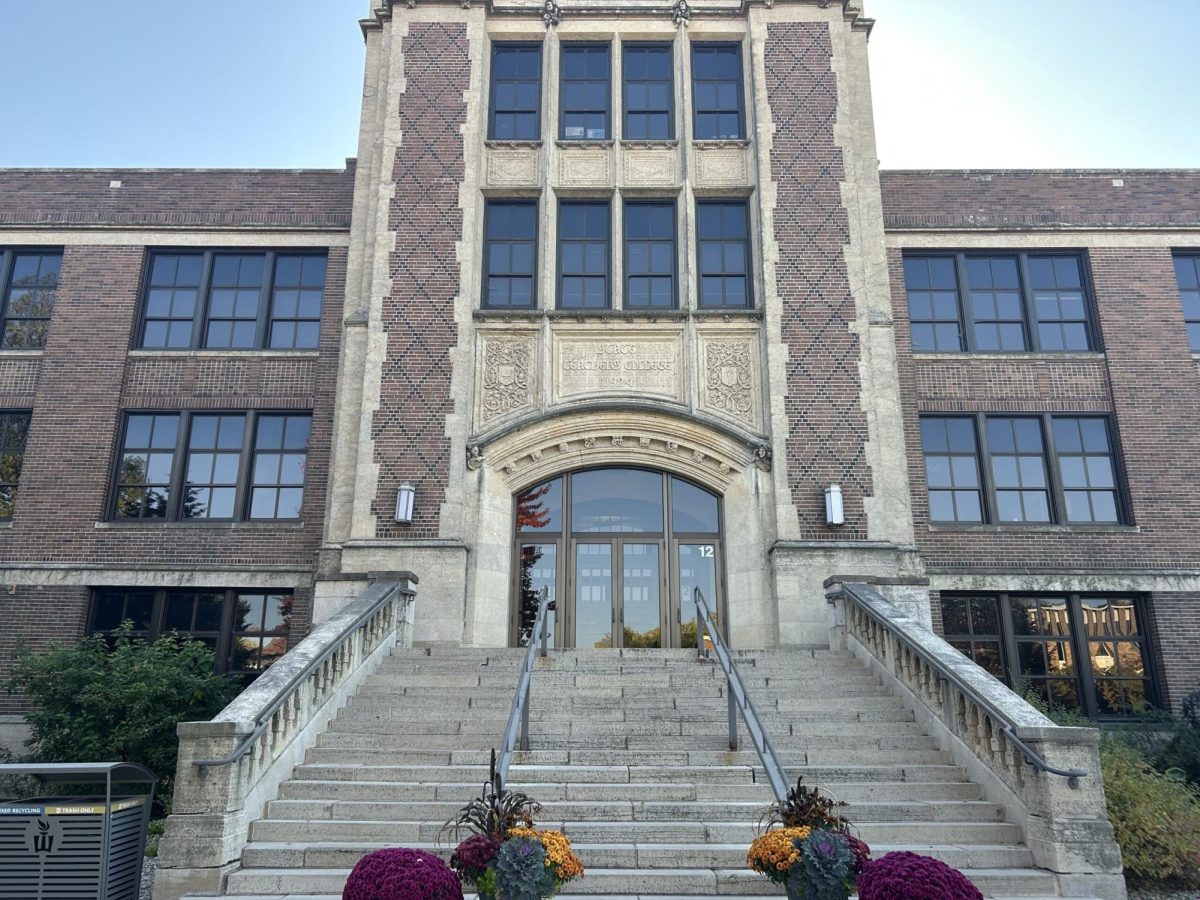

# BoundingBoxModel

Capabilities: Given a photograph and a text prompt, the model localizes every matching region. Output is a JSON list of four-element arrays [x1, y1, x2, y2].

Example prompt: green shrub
[[4, 623, 241, 806], [1100, 737, 1200, 885]]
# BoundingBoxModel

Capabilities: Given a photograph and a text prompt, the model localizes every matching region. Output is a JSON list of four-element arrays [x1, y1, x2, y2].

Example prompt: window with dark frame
[[919, 413, 1125, 526], [489, 43, 542, 141], [88, 587, 293, 677], [1174, 254, 1200, 352], [691, 43, 744, 140], [0, 250, 62, 350], [942, 593, 1153, 718], [697, 200, 750, 308], [623, 43, 673, 140], [113, 410, 311, 522], [624, 202, 676, 309], [903, 253, 1096, 354], [558, 202, 610, 309], [139, 251, 327, 351], [0, 411, 31, 521], [560, 43, 610, 141], [483, 201, 538, 309]]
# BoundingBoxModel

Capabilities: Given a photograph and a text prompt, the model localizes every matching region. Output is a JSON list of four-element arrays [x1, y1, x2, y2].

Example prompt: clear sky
[[0, 0, 1196, 171]]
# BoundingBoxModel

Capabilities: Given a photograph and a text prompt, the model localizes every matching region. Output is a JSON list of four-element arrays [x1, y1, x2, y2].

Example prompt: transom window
[[624, 202, 676, 308], [560, 43, 610, 141], [942, 593, 1153, 718], [483, 201, 538, 309], [903, 253, 1096, 353], [697, 201, 751, 308], [88, 587, 293, 677], [623, 43, 673, 140], [558, 202, 610, 309], [919, 414, 1124, 525], [139, 251, 326, 351], [489, 43, 542, 141], [0, 411, 31, 521], [691, 44, 744, 140], [113, 410, 311, 521], [1174, 254, 1200, 351], [0, 250, 61, 350]]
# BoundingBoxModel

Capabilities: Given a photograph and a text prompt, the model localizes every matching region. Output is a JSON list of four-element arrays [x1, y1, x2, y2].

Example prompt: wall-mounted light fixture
[[394, 481, 416, 525], [824, 483, 844, 527]]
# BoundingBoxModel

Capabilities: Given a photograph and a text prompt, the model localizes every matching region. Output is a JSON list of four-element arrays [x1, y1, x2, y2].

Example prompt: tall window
[[140, 251, 327, 351], [113, 410, 311, 522], [919, 414, 1124, 525], [0, 411, 31, 521], [697, 201, 750, 308], [903, 253, 1096, 353], [89, 587, 294, 677], [942, 593, 1153, 718], [560, 44, 610, 140], [624, 202, 675, 308], [0, 250, 61, 350], [557, 202, 610, 309], [691, 44, 744, 140], [489, 43, 542, 140], [623, 44, 673, 140], [483, 201, 538, 309], [1174, 255, 1200, 351]]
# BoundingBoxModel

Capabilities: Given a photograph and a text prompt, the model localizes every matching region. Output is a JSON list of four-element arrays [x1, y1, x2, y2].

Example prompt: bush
[[4, 623, 241, 805], [857, 851, 983, 900], [342, 848, 463, 900], [1100, 737, 1200, 885]]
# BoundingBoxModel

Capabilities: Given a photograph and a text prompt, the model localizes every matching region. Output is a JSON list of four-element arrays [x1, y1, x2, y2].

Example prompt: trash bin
[[0, 762, 155, 900]]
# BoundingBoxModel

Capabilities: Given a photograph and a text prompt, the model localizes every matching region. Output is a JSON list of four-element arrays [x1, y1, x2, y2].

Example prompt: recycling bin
[[0, 762, 155, 900]]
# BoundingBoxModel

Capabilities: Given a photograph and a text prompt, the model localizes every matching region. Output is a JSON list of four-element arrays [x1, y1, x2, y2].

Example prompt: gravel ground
[[1128, 884, 1200, 899], [140, 856, 156, 900]]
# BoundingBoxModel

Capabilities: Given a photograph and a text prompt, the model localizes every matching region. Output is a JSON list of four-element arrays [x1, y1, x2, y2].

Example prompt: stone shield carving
[[702, 339, 757, 428], [481, 339, 534, 423]]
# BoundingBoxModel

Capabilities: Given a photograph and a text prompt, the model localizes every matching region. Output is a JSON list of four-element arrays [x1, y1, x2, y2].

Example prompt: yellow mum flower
[[507, 827, 585, 881], [747, 826, 812, 879]]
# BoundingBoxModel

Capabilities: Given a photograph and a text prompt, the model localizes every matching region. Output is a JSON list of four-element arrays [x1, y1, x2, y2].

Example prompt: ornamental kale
[[857, 851, 984, 900], [492, 836, 557, 900], [341, 848, 463, 900], [785, 828, 856, 900]]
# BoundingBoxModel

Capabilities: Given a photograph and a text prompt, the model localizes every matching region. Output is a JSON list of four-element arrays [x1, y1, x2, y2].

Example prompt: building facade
[[2, 0, 1199, 750]]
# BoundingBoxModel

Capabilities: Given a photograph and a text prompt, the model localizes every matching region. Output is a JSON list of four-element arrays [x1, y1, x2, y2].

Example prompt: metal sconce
[[824, 483, 845, 527], [394, 481, 416, 525]]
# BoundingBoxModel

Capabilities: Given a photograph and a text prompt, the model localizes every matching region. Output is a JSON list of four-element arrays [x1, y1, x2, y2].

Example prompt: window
[[903, 253, 1096, 353], [919, 414, 1125, 525], [483, 202, 538, 309], [139, 251, 326, 351], [624, 202, 676, 308], [113, 410, 311, 522], [0, 250, 61, 350], [0, 411, 31, 520], [89, 587, 294, 677], [623, 44, 673, 140], [489, 43, 542, 140], [942, 593, 1153, 718], [557, 202, 610, 309], [691, 43, 744, 140], [697, 201, 751, 308], [1174, 255, 1200, 351], [560, 43, 610, 140]]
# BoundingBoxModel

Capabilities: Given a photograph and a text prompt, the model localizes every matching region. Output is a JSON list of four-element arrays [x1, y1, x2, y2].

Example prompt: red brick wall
[[1145, 593, 1200, 715], [372, 22, 471, 539], [0, 586, 90, 714], [765, 22, 873, 539]]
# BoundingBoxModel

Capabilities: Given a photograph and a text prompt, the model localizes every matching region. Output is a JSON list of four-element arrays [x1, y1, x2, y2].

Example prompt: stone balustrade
[[826, 579, 1127, 900], [153, 577, 416, 900]]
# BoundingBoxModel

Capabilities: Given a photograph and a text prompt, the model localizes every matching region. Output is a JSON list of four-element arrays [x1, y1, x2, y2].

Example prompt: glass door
[[571, 538, 666, 648], [675, 541, 720, 647], [621, 542, 664, 648], [573, 542, 614, 648]]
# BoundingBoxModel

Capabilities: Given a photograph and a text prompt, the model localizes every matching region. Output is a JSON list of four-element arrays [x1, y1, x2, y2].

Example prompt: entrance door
[[571, 539, 666, 649]]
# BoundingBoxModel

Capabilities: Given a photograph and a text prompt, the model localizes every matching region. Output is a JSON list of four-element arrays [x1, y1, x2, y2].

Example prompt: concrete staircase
[[191, 646, 1086, 899]]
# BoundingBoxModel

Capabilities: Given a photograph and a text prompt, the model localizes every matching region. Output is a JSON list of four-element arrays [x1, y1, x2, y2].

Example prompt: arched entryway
[[510, 467, 724, 649]]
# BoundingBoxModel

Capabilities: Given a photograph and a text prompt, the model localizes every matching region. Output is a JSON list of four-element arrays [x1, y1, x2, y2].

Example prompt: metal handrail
[[836, 582, 1087, 787], [194, 581, 412, 774], [693, 587, 789, 803], [497, 586, 552, 783]]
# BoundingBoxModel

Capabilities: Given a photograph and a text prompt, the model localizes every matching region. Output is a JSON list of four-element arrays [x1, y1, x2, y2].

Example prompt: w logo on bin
[[31, 818, 55, 854]]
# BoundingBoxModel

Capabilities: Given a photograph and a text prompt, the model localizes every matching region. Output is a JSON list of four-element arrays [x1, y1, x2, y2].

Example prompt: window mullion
[[956, 254, 975, 352], [1042, 413, 1066, 525], [236, 411, 257, 521], [192, 252, 215, 350], [148, 589, 168, 642], [1017, 254, 1040, 352], [169, 412, 191, 521], [976, 413, 998, 525], [998, 592, 1020, 687], [1068, 594, 1099, 718], [257, 252, 275, 350], [0, 250, 13, 332]]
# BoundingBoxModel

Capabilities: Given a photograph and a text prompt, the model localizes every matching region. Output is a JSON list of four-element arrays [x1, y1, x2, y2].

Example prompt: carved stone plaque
[[552, 335, 683, 405], [485, 146, 540, 189], [476, 333, 537, 427], [557, 145, 614, 188], [621, 146, 677, 188], [698, 335, 761, 431], [692, 144, 751, 189]]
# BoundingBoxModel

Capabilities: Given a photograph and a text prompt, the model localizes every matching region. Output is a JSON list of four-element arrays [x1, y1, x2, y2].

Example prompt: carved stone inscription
[[554, 337, 682, 403], [702, 339, 755, 426], [479, 336, 535, 424]]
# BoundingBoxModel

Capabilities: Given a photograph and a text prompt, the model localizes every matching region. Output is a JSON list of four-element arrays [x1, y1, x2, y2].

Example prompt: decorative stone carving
[[485, 146, 540, 189], [558, 441, 570, 454], [480, 338, 535, 424], [551, 331, 684, 405], [638, 436, 651, 448], [666, 441, 679, 453], [702, 339, 756, 427], [557, 145, 614, 188], [621, 146, 677, 188], [692, 143, 752, 189], [583, 437, 596, 449], [467, 445, 485, 470], [672, 0, 691, 25], [542, 0, 561, 26], [610, 436, 624, 446], [754, 444, 772, 470]]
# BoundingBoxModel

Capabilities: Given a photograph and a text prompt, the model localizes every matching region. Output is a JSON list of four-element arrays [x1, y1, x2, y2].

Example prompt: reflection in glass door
[[622, 543, 662, 648], [516, 543, 557, 648], [575, 543, 613, 649], [677, 542, 718, 647]]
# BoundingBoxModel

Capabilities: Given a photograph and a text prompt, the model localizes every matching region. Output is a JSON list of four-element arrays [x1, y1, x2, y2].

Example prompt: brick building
[[2, 0, 1199, 754]]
